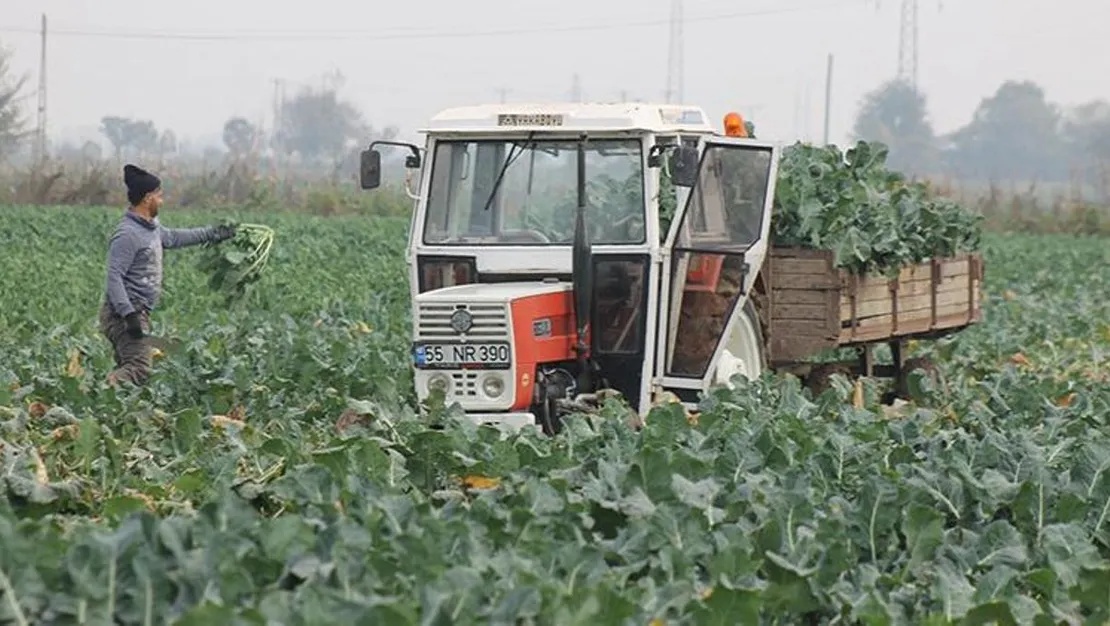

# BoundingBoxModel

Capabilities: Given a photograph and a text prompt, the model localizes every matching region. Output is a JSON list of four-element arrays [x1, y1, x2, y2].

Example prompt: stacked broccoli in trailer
[[771, 140, 982, 277], [760, 139, 985, 373]]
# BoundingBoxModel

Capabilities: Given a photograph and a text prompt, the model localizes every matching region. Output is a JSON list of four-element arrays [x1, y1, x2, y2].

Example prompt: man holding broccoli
[[99, 164, 236, 387]]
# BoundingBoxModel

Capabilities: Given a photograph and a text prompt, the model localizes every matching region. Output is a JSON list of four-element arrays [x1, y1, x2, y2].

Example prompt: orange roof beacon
[[723, 111, 748, 137]]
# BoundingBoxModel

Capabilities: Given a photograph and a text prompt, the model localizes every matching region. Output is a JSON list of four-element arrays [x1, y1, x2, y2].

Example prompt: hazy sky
[[1, 0, 1106, 149]]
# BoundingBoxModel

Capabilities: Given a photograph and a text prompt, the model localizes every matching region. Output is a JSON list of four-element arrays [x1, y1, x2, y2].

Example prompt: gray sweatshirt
[[104, 211, 225, 317]]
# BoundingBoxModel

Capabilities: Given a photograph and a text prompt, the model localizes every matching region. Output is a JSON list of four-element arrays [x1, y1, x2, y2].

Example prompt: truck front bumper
[[461, 412, 538, 433]]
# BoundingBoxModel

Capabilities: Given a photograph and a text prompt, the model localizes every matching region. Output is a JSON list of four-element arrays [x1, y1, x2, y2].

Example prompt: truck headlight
[[427, 373, 451, 394], [482, 374, 505, 398]]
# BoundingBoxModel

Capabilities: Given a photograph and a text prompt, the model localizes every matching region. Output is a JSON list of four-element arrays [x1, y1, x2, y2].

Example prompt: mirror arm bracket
[[367, 140, 424, 169]]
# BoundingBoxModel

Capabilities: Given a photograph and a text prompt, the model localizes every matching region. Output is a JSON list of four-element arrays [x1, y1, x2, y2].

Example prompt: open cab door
[[657, 136, 781, 400]]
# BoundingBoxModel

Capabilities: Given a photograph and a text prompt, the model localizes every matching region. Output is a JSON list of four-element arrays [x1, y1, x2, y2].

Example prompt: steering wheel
[[499, 229, 552, 243]]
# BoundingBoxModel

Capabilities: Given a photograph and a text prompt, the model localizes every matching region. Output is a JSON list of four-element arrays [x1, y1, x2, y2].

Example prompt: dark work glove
[[213, 223, 238, 242], [124, 312, 144, 340]]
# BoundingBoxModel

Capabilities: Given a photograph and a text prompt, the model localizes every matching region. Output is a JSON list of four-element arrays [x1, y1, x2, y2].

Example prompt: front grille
[[451, 372, 479, 397], [416, 303, 510, 340]]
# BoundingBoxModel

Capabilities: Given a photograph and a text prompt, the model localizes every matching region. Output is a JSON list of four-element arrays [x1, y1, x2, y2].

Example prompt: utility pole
[[496, 88, 509, 103], [271, 78, 286, 169], [570, 74, 582, 102], [803, 84, 812, 141], [823, 54, 834, 145], [271, 79, 285, 139], [793, 90, 801, 140], [665, 0, 684, 103], [34, 13, 47, 165]]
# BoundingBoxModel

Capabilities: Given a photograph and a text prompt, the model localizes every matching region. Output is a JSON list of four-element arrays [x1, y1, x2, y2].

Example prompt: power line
[[878, 0, 941, 87], [0, 1, 865, 43], [897, 0, 918, 87]]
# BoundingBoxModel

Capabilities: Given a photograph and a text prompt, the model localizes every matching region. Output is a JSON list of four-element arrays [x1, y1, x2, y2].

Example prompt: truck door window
[[677, 146, 772, 250], [593, 258, 646, 354], [665, 144, 775, 378]]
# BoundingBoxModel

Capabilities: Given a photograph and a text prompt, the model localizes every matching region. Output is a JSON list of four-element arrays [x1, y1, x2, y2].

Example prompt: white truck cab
[[360, 102, 780, 433]]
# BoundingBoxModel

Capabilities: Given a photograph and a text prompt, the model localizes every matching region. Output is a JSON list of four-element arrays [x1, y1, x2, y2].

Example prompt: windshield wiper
[[481, 131, 535, 212]]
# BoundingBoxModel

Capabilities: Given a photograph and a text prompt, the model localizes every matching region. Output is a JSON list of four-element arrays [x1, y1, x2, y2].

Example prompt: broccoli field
[[4, 205, 1110, 624]]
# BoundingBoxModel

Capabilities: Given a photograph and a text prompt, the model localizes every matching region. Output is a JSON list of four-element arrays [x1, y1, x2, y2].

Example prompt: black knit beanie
[[123, 164, 161, 206]]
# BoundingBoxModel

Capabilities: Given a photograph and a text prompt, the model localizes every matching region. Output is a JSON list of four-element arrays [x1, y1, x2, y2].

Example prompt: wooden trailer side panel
[[763, 247, 984, 364], [764, 248, 841, 364], [838, 254, 983, 344]]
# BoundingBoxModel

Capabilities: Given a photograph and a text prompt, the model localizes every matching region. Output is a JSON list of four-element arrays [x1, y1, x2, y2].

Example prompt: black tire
[[894, 356, 938, 401], [805, 362, 854, 397]]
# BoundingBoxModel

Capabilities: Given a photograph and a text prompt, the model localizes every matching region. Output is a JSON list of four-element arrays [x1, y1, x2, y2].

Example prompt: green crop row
[[2, 206, 1110, 624]]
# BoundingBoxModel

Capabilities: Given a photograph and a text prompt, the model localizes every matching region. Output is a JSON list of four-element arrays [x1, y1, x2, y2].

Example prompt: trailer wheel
[[804, 362, 855, 397], [713, 299, 766, 387], [894, 356, 938, 401]]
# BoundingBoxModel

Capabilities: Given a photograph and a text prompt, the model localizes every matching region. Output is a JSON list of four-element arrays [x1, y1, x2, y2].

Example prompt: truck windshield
[[422, 138, 645, 246]]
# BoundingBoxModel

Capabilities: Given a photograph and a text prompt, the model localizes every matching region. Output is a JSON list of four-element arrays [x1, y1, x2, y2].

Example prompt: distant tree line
[[851, 78, 1110, 192], [79, 76, 400, 181], [83, 76, 399, 167], [0, 43, 399, 181]]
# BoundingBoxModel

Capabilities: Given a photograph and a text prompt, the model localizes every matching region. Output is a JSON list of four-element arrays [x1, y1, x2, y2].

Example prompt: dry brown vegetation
[[0, 155, 412, 217], [2, 154, 1109, 236], [929, 173, 1110, 236]]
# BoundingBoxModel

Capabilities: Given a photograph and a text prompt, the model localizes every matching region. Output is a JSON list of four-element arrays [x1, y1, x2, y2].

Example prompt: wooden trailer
[[752, 247, 985, 393]]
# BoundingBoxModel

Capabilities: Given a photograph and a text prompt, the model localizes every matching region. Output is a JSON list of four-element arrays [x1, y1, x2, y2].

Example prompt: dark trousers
[[98, 301, 152, 386]]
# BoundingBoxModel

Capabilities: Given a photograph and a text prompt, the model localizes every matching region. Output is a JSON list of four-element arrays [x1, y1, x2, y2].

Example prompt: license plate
[[413, 342, 511, 370]]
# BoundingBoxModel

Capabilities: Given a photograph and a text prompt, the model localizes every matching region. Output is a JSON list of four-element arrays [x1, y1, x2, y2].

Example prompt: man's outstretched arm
[[160, 224, 235, 249]]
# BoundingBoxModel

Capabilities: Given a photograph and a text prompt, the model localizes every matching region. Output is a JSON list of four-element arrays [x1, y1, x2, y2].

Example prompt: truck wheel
[[713, 299, 766, 387], [538, 397, 562, 437]]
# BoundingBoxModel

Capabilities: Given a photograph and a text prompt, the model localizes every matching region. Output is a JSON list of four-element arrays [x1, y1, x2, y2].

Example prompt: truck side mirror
[[360, 149, 382, 189], [671, 145, 699, 187]]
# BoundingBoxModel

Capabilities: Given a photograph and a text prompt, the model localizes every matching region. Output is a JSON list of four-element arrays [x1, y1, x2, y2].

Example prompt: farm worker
[[99, 164, 237, 387]]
